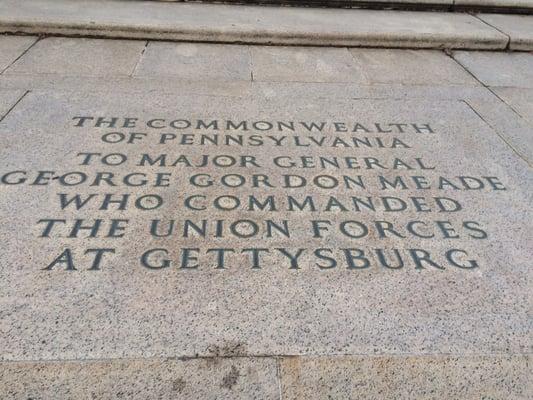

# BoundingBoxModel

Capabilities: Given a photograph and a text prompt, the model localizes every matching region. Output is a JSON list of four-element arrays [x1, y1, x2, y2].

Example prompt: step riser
[[4, 1, 531, 51], [148, 0, 533, 14]]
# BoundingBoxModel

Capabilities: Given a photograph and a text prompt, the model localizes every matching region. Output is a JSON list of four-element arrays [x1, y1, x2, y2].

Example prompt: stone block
[[477, 14, 533, 51], [280, 355, 532, 399], [0, 90, 26, 120], [348, 49, 480, 86], [453, 51, 533, 88], [251, 46, 361, 83], [5, 37, 146, 77], [493, 87, 533, 127], [0, 357, 279, 399], [135, 42, 251, 81], [0, 90, 530, 362]]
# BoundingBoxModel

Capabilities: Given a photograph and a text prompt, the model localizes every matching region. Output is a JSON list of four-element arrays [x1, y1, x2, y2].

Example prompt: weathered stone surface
[[280, 355, 532, 399], [318, 0, 453, 3], [0, 35, 36, 73], [0, 0, 508, 49], [348, 49, 479, 86], [493, 87, 533, 127], [457, 0, 533, 8], [0, 90, 26, 120], [479, 87, 533, 163], [251, 48, 479, 85], [0, 357, 280, 399], [0, 89, 531, 363], [5, 37, 146, 77], [0, 69, 491, 101], [453, 51, 533, 88], [251, 46, 361, 83], [0, 73, 253, 98], [135, 42, 252, 81], [477, 14, 533, 51], [0, 45, 482, 89], [465, 96, 533, 165]]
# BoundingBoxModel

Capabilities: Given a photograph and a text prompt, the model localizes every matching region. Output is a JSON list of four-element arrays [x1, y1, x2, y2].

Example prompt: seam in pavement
[[471, 13, 511, 50], [130, 40, 149, 77], [0, 35, 40, 74], [490, 90, 533, 128], [0, 89, 30, 123], [461, 99, 532, 167], [447, 51, 532, 166], [486, 85, 533, 129], [248, 46, 254, 82], [2, 352, 531, 364], [276, 357, 283, 400]]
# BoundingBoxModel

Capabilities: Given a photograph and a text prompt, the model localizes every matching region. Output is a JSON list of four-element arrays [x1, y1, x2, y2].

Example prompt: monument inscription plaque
[[0, 91, 530, 361]]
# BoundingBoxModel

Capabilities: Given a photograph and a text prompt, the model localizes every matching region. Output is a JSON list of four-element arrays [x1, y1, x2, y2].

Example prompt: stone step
[[150, 0, 533, 12], [1, 0, 532, 50]]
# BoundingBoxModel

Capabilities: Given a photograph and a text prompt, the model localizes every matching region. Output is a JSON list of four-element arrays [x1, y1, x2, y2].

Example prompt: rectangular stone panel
[[477, 14, 533, 51], [251, 46, 363, 83], [5, 37, 146, 77], [280, 355, 532, 399], [0, 90, 531, 362], [135, 42, 252, 81], [452, 51, 533, 88], [347, 49, 479, 86], [0, 357, 279, 399]]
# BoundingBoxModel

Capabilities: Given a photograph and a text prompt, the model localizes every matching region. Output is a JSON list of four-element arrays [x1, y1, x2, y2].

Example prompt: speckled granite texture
[[0, 36, 531, 397]]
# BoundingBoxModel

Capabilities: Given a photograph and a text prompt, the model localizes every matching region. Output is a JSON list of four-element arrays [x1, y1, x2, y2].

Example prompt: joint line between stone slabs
[[446, 52, 532, 165], [1, 84, 252, 100], [0, 35, 40, 74], [276, 357, 283, 400], [447, 49, 491, 88], [482, 82, 533, 132], [489, 90, 533, 129], [3, 352, 532, 365], [129, 40, 149, 77], [460, 99, 532, 167], [248, 46, 254, 82], [471, 14, 511, 50], [0, 89, 30, 123], [0, 354, 280, 364]]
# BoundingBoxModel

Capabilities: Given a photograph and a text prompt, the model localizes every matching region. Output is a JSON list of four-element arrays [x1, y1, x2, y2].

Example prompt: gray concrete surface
[[280, 355, 532, 399], [0, 89, 26, 120], [0, 358, 280, 399], [453, 51, 533, 88], [493, 87, 533, 126], [458, 0, 533, 7], [5, 37, 146, 77], [477, 14, 533, 51], [135, 42, 251, 81], [347, 48, 480, 86], [250, 46, 363, 83]]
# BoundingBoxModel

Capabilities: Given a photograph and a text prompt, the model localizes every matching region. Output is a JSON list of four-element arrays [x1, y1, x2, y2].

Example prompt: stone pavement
[[0, 33, 532, 398]]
